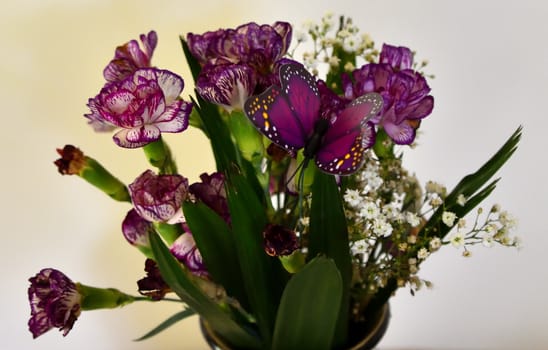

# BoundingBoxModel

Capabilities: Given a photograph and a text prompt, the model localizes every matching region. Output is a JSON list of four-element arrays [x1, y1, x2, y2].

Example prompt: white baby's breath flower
[[295, 30, 307, 43], [450, 231, 465, 248], [344, 61, 355, 72], [337, 29, 351, 39], [429, 197, 443, 207], [417, 247, 430, 260], [457, 194, 467, 206], [359, 201, 379, 220], [344, 189, 362, 207], [429, 237, 442, 251], [328, 56, 340, 68], [408, 258, 417, 265], [457, 218, 466, 229], [299, 216, 310, 227], [351, 239, 368, 256], [406, 212, 420, 227], [482, 234, 494, 248], [382, 203, 400, 220], [407, 235, 417, 244], [442, 211, 457, 227], [343, 37, 359, 53], [372, 218, 392, 237]]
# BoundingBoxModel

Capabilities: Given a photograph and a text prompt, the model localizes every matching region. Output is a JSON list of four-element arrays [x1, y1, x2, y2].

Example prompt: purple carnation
[[129, 170, 189, 223], [196, 64, 256, 112], [170, 228, 207, 277], [28, 269, 82, 338], [263, 224, 299, 257], [189, 172, 230, 223], [343, 44, 434, 145], [103, 30, 158, 83], [379, 44, 413, 71], [121, 209, 153, 248], [186, 22, 292, 109], [85, 68, 192, 147]]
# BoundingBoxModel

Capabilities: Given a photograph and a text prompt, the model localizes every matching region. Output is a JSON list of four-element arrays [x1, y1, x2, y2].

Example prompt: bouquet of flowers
[[28, 13, 521, 349]]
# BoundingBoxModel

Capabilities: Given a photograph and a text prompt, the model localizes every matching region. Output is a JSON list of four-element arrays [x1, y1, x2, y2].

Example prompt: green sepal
[[80, 157, 131, 202], [142, 137, 177, 174], [77, 284, 134, 310], [149, 232, 261, 349], [134, 308, 196, 341], [272, 257, 343, 350]]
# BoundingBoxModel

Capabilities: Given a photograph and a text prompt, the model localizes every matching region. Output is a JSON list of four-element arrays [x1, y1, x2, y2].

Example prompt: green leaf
[[227, 173, 287, 347], [272, 257, 343, 350], [183, 201, 249, 310], [308, 169, 352, 347], [423, 126, 522, 239], [180, 37, 202, 83], [134, 308, 195, 341], [149, 232, 260, 349]]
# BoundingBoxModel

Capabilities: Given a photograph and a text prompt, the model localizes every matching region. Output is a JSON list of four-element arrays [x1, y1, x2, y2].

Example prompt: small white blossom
[[450, 231, 465, 248], [425, 181, 446, 195], [299, 216, 310, 227], [344, 61, 355, 72], [442, 211, 457, 227], [344, 189, 362, 207], [337, 29, 351, 39], [294, 30, 307, 43], [382, 203, 400, 220], [457, 218, 467, 229], [482, 234, 494, 248], [343, 37, 359, 53], [328, 56, 340, 68], [457, 194, 467, 206], [417, 247, 430, 260], [406, 212, 421, 227], [429, 237, 442, 251], [372, 218, 393, 237], [359, 201, 380, 220], [367, 175, 383, 191], [351, 239, 368, 256], [407, 235, 417, 244], [408, 258, 417, 265], [429, 196, 443, 207]]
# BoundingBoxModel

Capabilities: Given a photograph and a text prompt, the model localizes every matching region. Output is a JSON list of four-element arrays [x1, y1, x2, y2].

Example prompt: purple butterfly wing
[[279, 64, 320, 138], [315, 93, 383, 175], [245, 85, 305, 153], [244, 64, 320, 153]]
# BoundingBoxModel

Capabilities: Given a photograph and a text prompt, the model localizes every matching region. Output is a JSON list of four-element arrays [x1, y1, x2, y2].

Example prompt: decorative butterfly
[[244, 63, 383, 175]]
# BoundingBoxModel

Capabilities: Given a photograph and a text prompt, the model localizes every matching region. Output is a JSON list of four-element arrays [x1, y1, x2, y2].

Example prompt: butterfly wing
[[244, 64, 320, 153], [315, 93, 383, 175], [279, 64, 320, 139]]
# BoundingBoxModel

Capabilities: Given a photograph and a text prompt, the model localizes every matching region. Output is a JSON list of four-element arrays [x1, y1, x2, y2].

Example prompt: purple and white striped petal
[[196, 64, 256, 111], [128, 170, 189, 223], [170, 232, 207, 276], [86, 68, 192, 148], [113, 125, 160, 148], [121, 209, 152, 248]]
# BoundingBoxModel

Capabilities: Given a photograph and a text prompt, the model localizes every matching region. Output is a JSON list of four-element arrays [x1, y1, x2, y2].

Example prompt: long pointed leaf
[[227, 174, 287, 347], [134, 308, 195, 341], [150, 232, 260, 349], [308, 169, 352, 347], [183, 202, 249, 310], [272, 257, 343, 350]]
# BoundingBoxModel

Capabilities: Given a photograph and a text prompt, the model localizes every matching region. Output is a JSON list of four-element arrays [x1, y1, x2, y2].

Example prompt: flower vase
[[199, 303, 390, 350]]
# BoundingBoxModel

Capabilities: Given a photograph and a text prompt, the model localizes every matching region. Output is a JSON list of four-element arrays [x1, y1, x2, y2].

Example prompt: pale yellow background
[[3, 0, 547, 349]]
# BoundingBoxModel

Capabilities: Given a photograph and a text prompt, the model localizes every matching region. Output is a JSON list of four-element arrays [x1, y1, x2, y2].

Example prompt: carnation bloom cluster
[[29, 13, 520, 349]]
